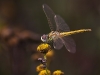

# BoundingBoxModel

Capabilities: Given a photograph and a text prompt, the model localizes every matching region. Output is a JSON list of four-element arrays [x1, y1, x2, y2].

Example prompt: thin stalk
[[44, 54, 49, 75]]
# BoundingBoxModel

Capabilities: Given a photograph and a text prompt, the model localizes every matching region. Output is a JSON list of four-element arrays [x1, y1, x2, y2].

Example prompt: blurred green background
[[0, 0, 99, 75]]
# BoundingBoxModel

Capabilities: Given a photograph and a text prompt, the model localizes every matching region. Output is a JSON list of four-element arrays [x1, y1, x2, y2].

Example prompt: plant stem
[[44, 54, 49, 75]]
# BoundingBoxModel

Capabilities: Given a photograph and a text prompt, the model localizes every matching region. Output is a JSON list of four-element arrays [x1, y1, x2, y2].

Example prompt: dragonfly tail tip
[[88, 29, 92, 31]]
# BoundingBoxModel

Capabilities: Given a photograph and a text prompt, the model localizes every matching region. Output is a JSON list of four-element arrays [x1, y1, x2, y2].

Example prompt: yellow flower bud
[[38, 69, 51, 75], [53, 70, 64, 75], [36, 64, 44, 72], [37, 43, 51, 54]]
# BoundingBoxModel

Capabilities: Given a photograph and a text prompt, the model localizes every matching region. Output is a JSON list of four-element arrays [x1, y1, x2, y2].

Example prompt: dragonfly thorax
[[49, 31, 60, 40]]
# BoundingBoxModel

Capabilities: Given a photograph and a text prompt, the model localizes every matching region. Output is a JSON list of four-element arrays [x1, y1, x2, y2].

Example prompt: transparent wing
[[42, 4, 56, 31], [61, 36, 76, 53], [54, 15, 70, 32], [53, 38, 63, 50]]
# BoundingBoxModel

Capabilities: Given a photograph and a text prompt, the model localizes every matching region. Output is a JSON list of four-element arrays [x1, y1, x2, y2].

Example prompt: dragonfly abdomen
[[60, 29, 91, 37]]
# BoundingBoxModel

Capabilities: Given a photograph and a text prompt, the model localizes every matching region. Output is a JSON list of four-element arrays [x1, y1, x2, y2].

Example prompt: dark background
[[0, 0, 99, 75]]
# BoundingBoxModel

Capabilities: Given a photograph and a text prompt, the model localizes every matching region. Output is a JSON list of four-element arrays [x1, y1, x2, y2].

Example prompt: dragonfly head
[[41, 34, 49, 42]]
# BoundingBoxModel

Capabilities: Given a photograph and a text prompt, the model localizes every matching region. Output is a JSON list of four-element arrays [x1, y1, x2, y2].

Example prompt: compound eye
[[42, 35, 46, 40], [41, 35, 48, 42]]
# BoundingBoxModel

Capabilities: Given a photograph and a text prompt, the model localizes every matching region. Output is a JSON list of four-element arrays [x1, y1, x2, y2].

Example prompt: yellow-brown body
[[48, 29, 91, 40]]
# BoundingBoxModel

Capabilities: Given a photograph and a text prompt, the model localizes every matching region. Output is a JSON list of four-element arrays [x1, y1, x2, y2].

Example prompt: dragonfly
[[41, 4, 91, 53]]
